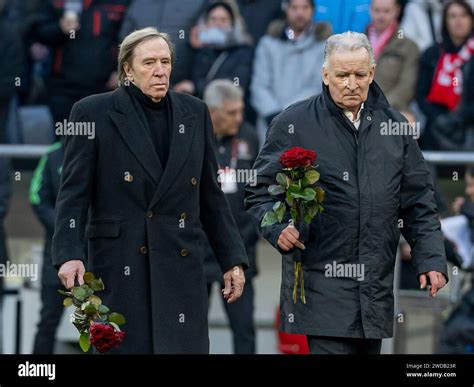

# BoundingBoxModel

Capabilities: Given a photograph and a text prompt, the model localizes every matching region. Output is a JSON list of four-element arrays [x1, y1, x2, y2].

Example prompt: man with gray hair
[[246, 31, 448, 354], [52, 27, 248, 354], [203, 80, 260, 354]]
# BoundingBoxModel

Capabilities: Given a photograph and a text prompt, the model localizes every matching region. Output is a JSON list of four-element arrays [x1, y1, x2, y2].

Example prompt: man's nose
[[346, 75, 358, 91], [153, 63, 165, 76]]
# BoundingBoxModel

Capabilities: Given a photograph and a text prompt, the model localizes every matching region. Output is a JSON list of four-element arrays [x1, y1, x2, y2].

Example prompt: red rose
[[279, 147, 316, 169], [89, 322, 125, 353]]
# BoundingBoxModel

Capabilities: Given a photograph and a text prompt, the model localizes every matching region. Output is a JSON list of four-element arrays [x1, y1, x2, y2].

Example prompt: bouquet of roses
[[58, 272, 126, 353], [261, 147, 325, 304]]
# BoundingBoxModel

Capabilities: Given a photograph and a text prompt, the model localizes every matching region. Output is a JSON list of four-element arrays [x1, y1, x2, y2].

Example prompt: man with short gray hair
[[203, 80, 260, 354], [52, 27, 249, 354], [246, 31, 448, 354]]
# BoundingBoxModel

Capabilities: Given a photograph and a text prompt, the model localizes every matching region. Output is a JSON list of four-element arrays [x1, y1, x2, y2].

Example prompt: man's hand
[[222, 265, 245, 304], [452, 196, 465, 214], [58, 260, 85, 289], [277, 223, 306, 252], [419, 271, 447, 297]]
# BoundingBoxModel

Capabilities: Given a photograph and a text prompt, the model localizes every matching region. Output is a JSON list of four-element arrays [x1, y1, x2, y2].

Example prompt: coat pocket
[[86, 220, 121, 239]]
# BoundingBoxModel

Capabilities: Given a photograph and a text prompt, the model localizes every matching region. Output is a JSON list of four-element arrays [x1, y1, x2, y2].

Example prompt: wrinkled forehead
[[328, 47, 372, 72], [133, 37, 171, 61]]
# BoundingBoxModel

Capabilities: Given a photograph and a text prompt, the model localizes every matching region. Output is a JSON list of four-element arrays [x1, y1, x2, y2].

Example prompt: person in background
[[191, 1, 254, 99], [119, 0, 209, 94], [453, 166, 474, 255], [400, 0, 444, 52], [203, 80, 259, 354], [416, 0, 473, 150], [313, 0, 371, 34], [33, 0, 128, 133], [367, 0, 419, 115], [0, 157, 11, 307], [235, 0, 284, 44], [0, 0, 23, 143], [29, 142, 64, 354], [250, 0, 330, 145]]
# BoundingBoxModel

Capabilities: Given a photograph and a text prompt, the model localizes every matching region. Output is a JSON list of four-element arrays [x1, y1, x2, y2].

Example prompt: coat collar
[[321, 80, 390, 116], [108, 86, 196, 209]]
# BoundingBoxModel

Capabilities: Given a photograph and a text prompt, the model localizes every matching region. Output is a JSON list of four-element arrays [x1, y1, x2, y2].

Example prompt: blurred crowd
[[0, 0, 473, 354]]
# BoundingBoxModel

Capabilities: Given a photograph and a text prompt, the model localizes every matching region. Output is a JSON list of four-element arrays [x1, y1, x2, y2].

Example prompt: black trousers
[[32, 284, 64, 354], [307, 335, 382, 354], [207, 280, 256, 354]]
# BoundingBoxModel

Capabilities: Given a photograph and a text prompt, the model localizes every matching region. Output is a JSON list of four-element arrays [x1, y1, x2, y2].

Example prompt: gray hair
[[203, 79, 243, 109], [323, 31, 375, 69], [117, 27, 175, 86]]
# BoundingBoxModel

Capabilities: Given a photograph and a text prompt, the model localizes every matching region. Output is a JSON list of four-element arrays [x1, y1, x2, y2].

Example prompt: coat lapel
[[149, 91, 196, 209], [109, 87, 163, 185]]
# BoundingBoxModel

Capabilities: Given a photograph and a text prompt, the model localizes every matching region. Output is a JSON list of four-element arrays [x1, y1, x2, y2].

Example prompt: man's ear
[[322, 66, 329, 86], [123, 62, 133, 81], [368, 64, 376, 84]]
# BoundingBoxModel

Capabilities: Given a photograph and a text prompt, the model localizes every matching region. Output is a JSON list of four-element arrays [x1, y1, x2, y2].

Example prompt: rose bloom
[[89, 322, 125, 353], [280, 147, 316, 169]]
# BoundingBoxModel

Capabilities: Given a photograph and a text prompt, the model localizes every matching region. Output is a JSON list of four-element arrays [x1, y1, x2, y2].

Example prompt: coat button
[[180, 212, 187, 220], [140, 246, 148, 254], [367, 116, 372, 121], [147, 210, 154, 218], [124, 173, 134, 182], [180, 248, 188, 257], [191, 177, 198, 186]]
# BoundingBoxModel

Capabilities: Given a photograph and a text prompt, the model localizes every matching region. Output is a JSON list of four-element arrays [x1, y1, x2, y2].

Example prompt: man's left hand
[[419, 271, 447, 297], [222, 265, 245, 304]]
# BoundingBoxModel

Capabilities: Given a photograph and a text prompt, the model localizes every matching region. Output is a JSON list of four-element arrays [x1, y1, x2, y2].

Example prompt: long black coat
[[245, 82, 448, 339], [52, 86, 248, 353]]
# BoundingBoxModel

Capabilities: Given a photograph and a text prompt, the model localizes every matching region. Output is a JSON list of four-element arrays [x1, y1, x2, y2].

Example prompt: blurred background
[[0, 0, 474, 354]]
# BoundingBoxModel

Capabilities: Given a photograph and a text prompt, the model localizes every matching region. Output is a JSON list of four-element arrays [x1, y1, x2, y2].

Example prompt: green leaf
[[90, 279, 105, 291], [290, 207, 298, 223], [291, 188, 316, 201], [261, 211, 278, 227], [98, 304, 110, 314], [108, 312, 126, 326], [304, 213, 313, 224], [274, 202, 286, 223], [79, 332, 91, 352], [57, 289, 71, 296], [318, 204, 325, 213], [305, 170, 320, 184], [83, 272, 95, 284], [109, 322, 120, 331], [89, 295, 102, 306], [72, 287, 87, 301], [276, 173, 288, 187], [63, 297, 73, 307], [84, 304, 97, 315], [315, 186, 325, 203], [307, 203, 319, 218], [268, 184, 285, 196]]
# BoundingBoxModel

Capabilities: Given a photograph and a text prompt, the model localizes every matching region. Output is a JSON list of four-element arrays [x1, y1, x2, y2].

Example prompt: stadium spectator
[[416, 0, 474, 150], [250, 0, 330, 144], [367, 0, 419, 114], [191, 1, 254, 99], [33, 0, 128, 131], [29, 142, 64, 354], [313, 0, 371, 34]]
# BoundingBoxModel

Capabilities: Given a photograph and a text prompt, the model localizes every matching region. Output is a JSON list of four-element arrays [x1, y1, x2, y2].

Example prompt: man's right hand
[[58, 260, 85, 289], [277, 224, 306, 252]]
